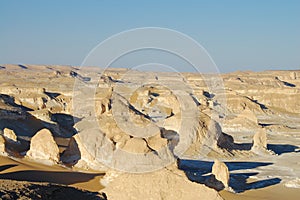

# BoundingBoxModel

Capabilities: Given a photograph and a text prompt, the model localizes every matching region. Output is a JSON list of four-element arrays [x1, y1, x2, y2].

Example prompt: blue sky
[[0, 0, 299, 72]]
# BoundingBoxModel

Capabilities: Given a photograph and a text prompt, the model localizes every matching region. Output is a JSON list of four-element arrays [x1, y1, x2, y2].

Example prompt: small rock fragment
[[3, 128, 18, 142]]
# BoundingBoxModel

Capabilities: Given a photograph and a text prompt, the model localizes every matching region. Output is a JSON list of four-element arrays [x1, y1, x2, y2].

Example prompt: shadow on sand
[[0, 164, 104, 186], [267, 144, 300, 155], [179, 159, 281, 193]]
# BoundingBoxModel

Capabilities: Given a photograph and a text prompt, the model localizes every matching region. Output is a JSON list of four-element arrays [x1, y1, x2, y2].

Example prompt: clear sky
[[1, 0, 299, 72]]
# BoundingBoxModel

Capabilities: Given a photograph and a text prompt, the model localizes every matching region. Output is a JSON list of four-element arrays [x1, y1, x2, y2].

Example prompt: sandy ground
[[1, 155, 300, 199], [220, 184, 300, 200], [0, 156, 104, 192]]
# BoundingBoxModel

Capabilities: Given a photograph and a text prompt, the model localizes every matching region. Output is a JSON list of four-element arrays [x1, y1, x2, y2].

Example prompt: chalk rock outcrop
[[251, 128, 273, 155], [102, 164, 223, 200], [61, 134, 107, 171], [285, 178, 300, 188], [223, 108, 260, 133], [122, 137, 150, 154], [26, 129, 60, 164], [252, 128, 267, 150], [211, 160, 230, 188], [3, 128, 18, 142], [146, 133, 168, 151]]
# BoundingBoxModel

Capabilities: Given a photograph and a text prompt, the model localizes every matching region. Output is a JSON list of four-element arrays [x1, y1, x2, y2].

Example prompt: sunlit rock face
[[102, 164, 223, 200], [26, 128, 60, 164]]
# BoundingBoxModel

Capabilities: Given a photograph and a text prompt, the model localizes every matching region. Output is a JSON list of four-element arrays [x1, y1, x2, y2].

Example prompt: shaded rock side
[[61, 134, 107, 171]]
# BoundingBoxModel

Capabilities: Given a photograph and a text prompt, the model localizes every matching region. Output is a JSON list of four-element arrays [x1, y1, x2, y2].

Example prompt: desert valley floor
[[0, 64, 300, 199]]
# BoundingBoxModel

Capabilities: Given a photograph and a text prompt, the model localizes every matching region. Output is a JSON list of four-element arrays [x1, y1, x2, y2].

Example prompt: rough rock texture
[[146, 133, 168, 151], [211, 160, 230, 188], [252, 128, 267, 150], [100, 170, 124, 187], [61, 134, 107, 171], [223, 108, 260, 133], [3, 128, 17, 142], [102, 164, 223, 200], [285, 178, 300, 188], [26, 129, 60, 164], [250, 128, 275, 156], [122, 137, 149, 154]]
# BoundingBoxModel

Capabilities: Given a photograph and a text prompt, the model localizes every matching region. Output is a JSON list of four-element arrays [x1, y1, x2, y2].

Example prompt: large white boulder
[[212, 160, 230, 188], [26, 128, 60, 164]]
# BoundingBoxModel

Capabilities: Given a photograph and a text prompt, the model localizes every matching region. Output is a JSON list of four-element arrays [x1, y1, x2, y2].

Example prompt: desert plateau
[[0, 64, 299, 199]]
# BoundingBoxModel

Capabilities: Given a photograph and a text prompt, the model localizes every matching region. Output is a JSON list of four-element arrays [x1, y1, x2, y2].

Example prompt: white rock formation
[[122, 137, 149, 154], [285, 178, 300, 188], [252, 128, 267, 149], [26, 128, 60, 164], [3, 128, 18, 142], [212, 160, 230, 188], [61, 134, 107, 171], [251, 128, 273, 155], [146, 133, 168, 151], [102, 164, 223, 200]]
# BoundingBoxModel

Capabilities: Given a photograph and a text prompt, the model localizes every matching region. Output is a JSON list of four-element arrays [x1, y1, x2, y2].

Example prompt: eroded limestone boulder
[[146, 133, 168, 151], [3, 128, 18, 142], [212, 160, 230, 188], [251, 128, 273, 155], [252, 128, 267, 150], [26, 129, 59, 164], [122, 137, 150, 154]]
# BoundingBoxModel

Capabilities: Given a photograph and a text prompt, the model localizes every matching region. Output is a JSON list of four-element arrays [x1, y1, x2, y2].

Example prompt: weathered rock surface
[[252, 128, 267, 150], [102, 164, 223, 200], [251, 128, 274, 155], [212, 160, 230, 188], [122, 137, 150, 154], [26, 128, 60, 164], [61, 134, 107, 171], [3, 128, 18, 142]]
